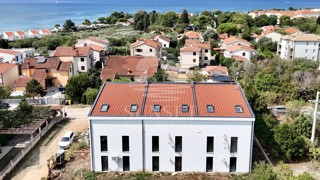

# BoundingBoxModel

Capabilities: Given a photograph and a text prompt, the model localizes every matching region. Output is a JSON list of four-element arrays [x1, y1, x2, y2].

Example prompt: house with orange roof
[[205, 66, 229, 76], [185, 31, 202, 40], [130, 39, 162, 58], [54, 46, 93, 73], [221, 36, 252, 49], [28, 29, 41, 38], [0, 48, 24, 64], [88, 82, 255, 173], [0, 63, 19, 87], [101, 56, 159, 82], [39, 29, 52, 36], [16, 57, 74, 91], [224, 45, 256, 62], [14, 30, 27, 39], [3, 31, 15, 41], [283, 27, 301, 35], [153, 35, 170, 48], [277, 33, 320, 61], [76, 37, 109, 62], [180, 39, 211, 69]]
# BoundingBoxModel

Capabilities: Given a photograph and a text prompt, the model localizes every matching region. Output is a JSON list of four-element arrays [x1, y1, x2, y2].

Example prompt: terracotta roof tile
[[4, 32, 14, 37], [21, 58, 38, 69], [31, 69, 46, 83], [223, 36, 252, 46], [185, 31, 201, 39], [54, 46, 91, 57], [88, 44, 106, 52], [284, 27, 300, 34], [205, 66, 228, 75], [153, 35, 170, 42], [195, 84, 252, 117], [130, 39, 162, 49], [87, 37, 109, 45], [226, 45, 255, 52], [29, 29, 40, 35], [15, 30, 26, 37], [185, 39, 210, 49], [89, 83, 254, 118], [58, 61, 72, 71], [14, 76, 32, 87], [218, 33, 229, 40], [143, 84, 196, 116], [180, 46, 201, 52], [232, 55, 249, 62], [0, 63, 18, 74], [35, 58, 60, 69], [40, 29, 51, 34], [101, 56, 158, 81], [90, 83, 146, 116]]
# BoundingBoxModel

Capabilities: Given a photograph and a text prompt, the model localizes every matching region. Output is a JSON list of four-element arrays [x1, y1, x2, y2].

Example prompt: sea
[[0, 0, 319, 32]]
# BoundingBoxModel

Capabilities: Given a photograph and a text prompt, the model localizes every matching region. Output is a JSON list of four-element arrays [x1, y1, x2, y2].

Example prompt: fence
[[0, 116, 64, 179], [2, 98, 64, 105]]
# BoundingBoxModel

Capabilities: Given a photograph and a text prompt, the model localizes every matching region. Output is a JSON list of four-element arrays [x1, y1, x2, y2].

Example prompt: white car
[[59, 131, 75, 149]]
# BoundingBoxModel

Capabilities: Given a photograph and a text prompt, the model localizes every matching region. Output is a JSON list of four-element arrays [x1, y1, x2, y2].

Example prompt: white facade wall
[[130, 44, 159, 58], [89, 118, 254, 173], [0, 52, 23, 64], [278, 39, 320, 61], [3, 33, 15, 41], [200, 49, 211, 66], [180, 51, 200, 69], [222, 41, 250, 49], [224, 50, 254, 61], [154, 38, 169, 48], [265, 32, 282, 42], [75, 56, 92, 73]]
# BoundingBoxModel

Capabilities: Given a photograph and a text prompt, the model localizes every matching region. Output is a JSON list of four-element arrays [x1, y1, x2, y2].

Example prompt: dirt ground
[[289, 160, 320, 179], [8, 106, 91, 180]]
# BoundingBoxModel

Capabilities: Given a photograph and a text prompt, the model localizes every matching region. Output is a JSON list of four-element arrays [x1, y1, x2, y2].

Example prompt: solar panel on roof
[[37, 58, 46, 63]]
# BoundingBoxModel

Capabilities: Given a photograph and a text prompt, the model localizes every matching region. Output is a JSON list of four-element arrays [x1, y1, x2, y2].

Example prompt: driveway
[[8, 106, 90, 180]]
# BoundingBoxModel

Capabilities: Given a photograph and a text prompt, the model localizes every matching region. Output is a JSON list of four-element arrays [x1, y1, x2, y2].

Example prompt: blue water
[[0, 0, 319, 32]]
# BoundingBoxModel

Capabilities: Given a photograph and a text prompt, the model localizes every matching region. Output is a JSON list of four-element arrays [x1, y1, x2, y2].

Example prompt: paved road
[[8, 106, 90, 180]]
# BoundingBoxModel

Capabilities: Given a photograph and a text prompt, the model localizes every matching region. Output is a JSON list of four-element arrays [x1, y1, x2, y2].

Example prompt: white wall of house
[[224, 50, 254, 61], [278, 39, 320, 61], [180, 51, 200, 69], [14, 32, 26, 39], [200, 49, 211, 66], [0, 52, 23, 64], [130, 44, 159, 58], [3, 33, 15, 41], [154, 38, 170, 48], [222, 41, 251, 49], [265, 32, 282, 42], [89, 118, 254, 173]]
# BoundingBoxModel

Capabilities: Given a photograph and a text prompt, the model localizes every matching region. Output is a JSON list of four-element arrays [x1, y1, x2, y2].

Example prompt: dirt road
[[8, 106, 91, 180]]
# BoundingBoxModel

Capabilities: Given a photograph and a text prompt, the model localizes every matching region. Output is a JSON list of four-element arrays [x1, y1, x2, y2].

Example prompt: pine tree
[[180, 9, 189, 24]]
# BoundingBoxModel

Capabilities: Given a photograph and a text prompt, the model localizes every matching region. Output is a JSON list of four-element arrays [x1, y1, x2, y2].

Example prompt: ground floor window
[[101, 156, 108, 171], [123, 156, 130, 171], [152, 156, 159, 171], [206, 157, 213, 172], [175, 156, 182, 172], [229, 157, 237, 172]]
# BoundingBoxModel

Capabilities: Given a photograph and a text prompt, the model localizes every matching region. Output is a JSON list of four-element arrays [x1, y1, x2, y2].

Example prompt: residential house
[[205, 66, 229, 76], [54, 46, 93, 73], [14, 30, 27, 39], [3, 32, 15, 41], [130, 39, 162, 58], [277, 33, 320, 61], [218, 33, 229, 42], [180, 39, 211, 69], [0, 63, 19, 86], [185, 31, 202, 40], [101, 56, 158, 82], [88, 82, 255, 173], [39, 29, 52, 37], [263, 31, 282, 42], [0, 49, 24, 64], [224, 45, 256, 62], [14, 76, 32, 92], [76, 37, 109, 62], [12, 48, 35, 59], [28, 29, 41, 38], [17, 57, 74, 91], [153, 35, 170, 48], [221, 36, 252, 49], [283, 27, 301, 35]]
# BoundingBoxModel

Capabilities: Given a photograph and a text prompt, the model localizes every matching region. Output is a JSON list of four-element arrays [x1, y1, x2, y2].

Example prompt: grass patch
[[66, 141, 89, 160]]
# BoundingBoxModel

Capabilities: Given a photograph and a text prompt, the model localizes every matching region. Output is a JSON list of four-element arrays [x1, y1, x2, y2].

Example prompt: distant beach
[[0, 0, 319, 32]]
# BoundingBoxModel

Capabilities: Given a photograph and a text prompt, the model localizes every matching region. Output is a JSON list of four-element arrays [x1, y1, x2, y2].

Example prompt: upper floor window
[[81, 58, 84, 62], [153, 104, 160, 112], [235, 105, 243, 113], [205, 49, 209, 53], [182, 104, 189, 112], [193, 52, 196, 56], [149, 49, 153, 52], [100, 104, 109, 112], [136, 49, 143, 52], [207, 105, 214, 113], [242, 52, 245, 56]]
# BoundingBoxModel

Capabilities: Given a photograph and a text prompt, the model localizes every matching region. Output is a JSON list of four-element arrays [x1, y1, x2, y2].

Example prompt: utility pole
[[311, 91, 320, 143]]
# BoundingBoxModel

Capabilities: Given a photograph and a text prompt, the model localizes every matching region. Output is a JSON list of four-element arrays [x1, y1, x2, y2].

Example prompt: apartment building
[[277, 33, 320, 61], [88, 82, 255, 173], [180, 39, 211, 69], [76, 37, 109, 62], [130, 39, 162, 58]]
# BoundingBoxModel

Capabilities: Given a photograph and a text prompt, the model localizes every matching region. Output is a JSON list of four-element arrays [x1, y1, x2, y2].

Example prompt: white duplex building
[[88, 82, 255, 173], [277, 33, 320, 61]]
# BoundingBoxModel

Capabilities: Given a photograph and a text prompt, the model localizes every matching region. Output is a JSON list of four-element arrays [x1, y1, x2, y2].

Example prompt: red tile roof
[[90, 83, 146, 116], [14, 76, 32, 87], [284, 27, 300, 34], [232, 55, 249, 62], [29, 29, 40, 35], [4, 32, 14, 37], [185, 31, 201, 39], [205, 66, 228, 75], [58, 61, 72, 71], [54, 46, 91, 57], [87, 37, 109, 45], [226, 45, 255, 52], [218, 33, 229, 40], [40, 29, 51, 34], [35, 58, 60, 69], [21, 58, 38, 69], [31, 69, 46, 83], [223, 36, 252, 46], [89, 83, 254, 118], [153, 35, 170, 42], [101, 56, 158, 81], [0, 63, 17, 74], [185, 39, 210, 49], [88, 44, 106, 52], [15, 30, 26, 37], [130, 39, 162, 49], [180, 46, 201, 52]]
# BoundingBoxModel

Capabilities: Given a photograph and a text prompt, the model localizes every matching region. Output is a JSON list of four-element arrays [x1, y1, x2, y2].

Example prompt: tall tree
[[133, 10, 149, 31], [279, 15, 292, 27], [26, 79, 43, 99], [162, 11, 179, 27], [63, 19, 76, 31], [216, 22, 239, 36], [180, 9, 189, 24]]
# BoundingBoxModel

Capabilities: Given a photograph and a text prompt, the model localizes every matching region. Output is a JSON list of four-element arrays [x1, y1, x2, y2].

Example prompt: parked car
[[59, 131, 75, 149], [0, 102, 9, 109]]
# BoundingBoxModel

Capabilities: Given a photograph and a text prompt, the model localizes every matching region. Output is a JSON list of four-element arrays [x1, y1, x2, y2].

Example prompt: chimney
[[75, 49, 79, 56], [190, 43, 193, 47], [128, 69, 132, 74], [72, 45, 75, 50]]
